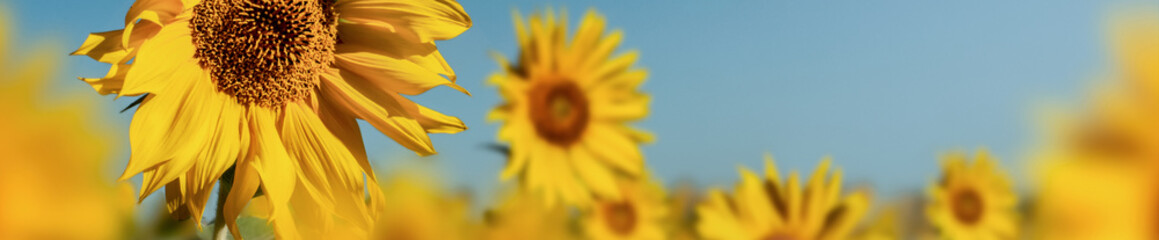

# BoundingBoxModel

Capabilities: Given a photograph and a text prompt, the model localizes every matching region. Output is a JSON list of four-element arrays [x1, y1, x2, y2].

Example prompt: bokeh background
[[5, 0, 1151, 222]]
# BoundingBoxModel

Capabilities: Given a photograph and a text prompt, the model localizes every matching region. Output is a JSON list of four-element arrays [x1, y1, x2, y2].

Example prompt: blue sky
[[4, 0, 1142, 219]]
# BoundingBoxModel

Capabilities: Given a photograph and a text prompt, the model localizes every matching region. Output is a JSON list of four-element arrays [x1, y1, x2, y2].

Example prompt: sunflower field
[[1, 1, 1157, 240]]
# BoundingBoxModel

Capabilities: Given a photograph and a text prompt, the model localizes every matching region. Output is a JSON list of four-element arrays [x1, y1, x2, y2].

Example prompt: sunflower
[[0, 12, 135, 239], [483, 187, 577, 240], [489, 8, 652, 207], [369, 171, 476, 240], [72, 0, 471, 238], [581, 175, 668, 240], [696, 156, 870, 240], [1033, 8, 1159, 240], [926, 150, 1018, 240], [665, 180, 703, 240]]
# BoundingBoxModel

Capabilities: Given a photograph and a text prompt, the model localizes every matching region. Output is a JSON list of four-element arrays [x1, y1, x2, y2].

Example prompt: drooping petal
[[71, 30, 131, 64], [120, 20, 194, 96], [336, 22, 456, 81], [79, 64, 130, 95], [124, 64, 217, 200], [335, 44, 467, 96], [224, 158, 262, 239], [319, 68, 436, 155], [247, 107, 301, 239], [581, 124, 644, 175], [124, 0, 183, 26], [180, 86, 247, 222], [281, 103, 373, 226], [316, 96, 373, 180], [336, 0, 471, 43], [570, 149, 619, 199], [388, 92, 465, 134]]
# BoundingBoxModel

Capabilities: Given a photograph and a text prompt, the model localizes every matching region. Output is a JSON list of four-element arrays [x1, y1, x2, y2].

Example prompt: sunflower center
[[528, 79, 590, 146], [951, 188, 985, 225], [190, 0, 338, 107], [602, 201, 637, 235]]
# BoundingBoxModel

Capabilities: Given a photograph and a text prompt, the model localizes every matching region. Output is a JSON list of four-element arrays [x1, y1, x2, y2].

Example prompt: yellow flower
[[483, 187, 576, 240], [244, 168, 477, 240], [581, 175, 668, 240], [489, 8, 652, 207], [926, 150, 1018, 240], [697, 156, 870, 240], [71, 0, 471, 238], [665, 181, 703, 240], [369, 171, 476, 240], [854, 208, 901, 240], [0, 10, 135, 239], [1033, 8, 1159, 240]]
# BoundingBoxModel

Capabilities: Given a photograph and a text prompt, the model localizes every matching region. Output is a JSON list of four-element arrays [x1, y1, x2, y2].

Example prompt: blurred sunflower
[[665, 180, 703, 240], [369, 171, 476, 240], [483, 187, 576, 240], [489, 8, 652, 207], [854, 208, 901, 240], [581, 175, 667, 240], [926, 150, 1018, 240], [72, 0, 471, 238], [0, 11, 135, 239], [1033, 8, 1159, 240], [696, 156, 870, 240]]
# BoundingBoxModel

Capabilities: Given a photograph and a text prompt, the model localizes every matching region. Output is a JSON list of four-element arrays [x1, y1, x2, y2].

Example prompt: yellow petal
[[319, 68, 436, 155], [581, 124, 644, 175], [71, 30, 131, 63], [570, 149, 619, 199], [388, 93, 466, 134], [316, 98, 373, 180], [592, 92, 650, 122], [283, 103, 375, 228], [283, 103, 360, 193], [336, 0, 472, 42], [123, 0, 182, 26], [335, 44, 467, 96], [124, 66, 215, 200], [181, 89, 245, 218], [120, 20, 194, 96], [500, 128, 531, 180], [584, 50, 638, 83], [224, 158, 262, 239], [80, 63, 130, 95], [577, 29, 623, 72], [336, 22, 456, 81], [566, 9, 606, 67], [248, 107, 301, 239], [737, 168, 777, 228]]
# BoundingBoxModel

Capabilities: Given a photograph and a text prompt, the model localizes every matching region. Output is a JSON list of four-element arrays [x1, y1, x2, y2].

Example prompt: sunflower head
[[582, 175, 668, 240], [696, 156, 870, 240], [72, 0, 471, 238], [1033, 8, 1159, 239], [926, 150, 1019, 239], [489, 8, 653, 208], [483, 187, 576, 240], [370, 171, 476, 240]]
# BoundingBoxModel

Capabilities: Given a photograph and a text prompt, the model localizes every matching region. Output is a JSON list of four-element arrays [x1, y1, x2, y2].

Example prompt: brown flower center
[[951, 187, 985, 225], [528, 79, 589, 146], [602, 201, 637, 235], [190, 0, 338, 107]]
